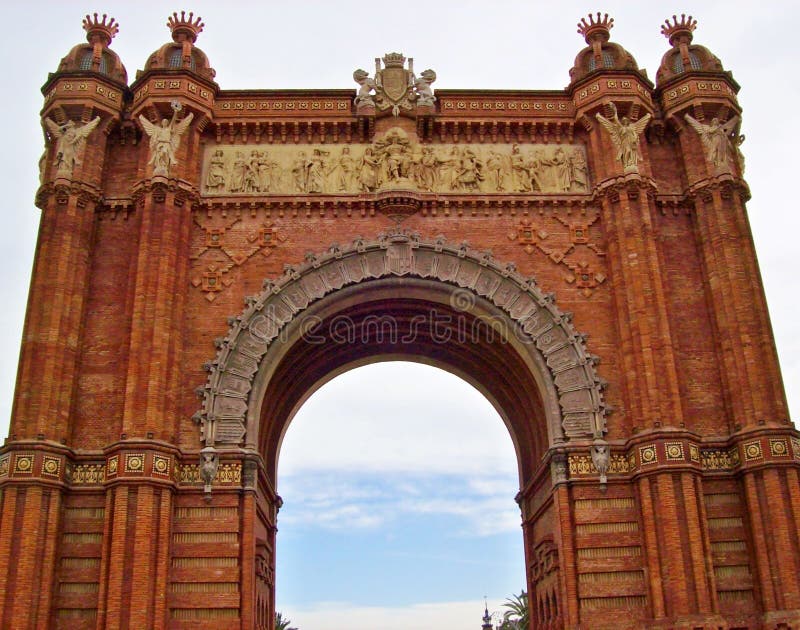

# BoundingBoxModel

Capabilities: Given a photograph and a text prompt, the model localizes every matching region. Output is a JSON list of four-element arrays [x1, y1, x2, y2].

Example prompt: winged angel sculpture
[[684, 114, 740, 171], [139, 101, 194, 176], [44, 116, 101, 177], [595, 103, 651, 173]]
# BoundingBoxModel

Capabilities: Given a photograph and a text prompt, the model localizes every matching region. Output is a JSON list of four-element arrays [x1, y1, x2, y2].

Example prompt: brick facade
[[1, 10, 798, 629]]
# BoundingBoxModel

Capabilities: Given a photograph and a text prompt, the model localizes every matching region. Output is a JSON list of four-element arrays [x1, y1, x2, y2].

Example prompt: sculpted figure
[[684, 113, 740, 170], [414, 69, 437, 106], [591, 439, 610, 485], [244, 150, 260, 193], [199, 447, 219, 497], [595, 102, 651, 173], [307, 149, 328, 193], [139, 101, 194, 176], [509, 144, 531, 192], [353, 69, 377, 107], [205, 149, 226, 192], [415, 146, 440, 191], [485, 150, 506, 191], [442, 146, 462, 190], [453, 147, 483, 191], [229, 151, 248, 192], [375, 129, 413, 183], [359, 147, 380, 192], [734, 134, 746, 174], [44, 116, 101, 177], [551, 147, 572, 192], [569, 149, 589, 191], [333, 147, 356, 192], [292, 151, 308, 192], [257, 151, 279, 192], [528, 150, 548, 192]]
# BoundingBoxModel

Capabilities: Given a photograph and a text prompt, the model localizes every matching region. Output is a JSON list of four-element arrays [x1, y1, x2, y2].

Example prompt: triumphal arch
[[1, 9, 798, 629]]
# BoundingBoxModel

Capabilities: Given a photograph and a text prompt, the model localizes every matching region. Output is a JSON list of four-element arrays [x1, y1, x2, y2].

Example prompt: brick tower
[[0, 10, 798, 630]]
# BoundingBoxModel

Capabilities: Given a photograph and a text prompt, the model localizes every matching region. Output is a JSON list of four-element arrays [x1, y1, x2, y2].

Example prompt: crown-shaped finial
[[577, 12, 614, 45], [661, 14, 697, 46], [167, 11, 204, 43], [382, 52, 406, 68], [82, 13, 119, 46]]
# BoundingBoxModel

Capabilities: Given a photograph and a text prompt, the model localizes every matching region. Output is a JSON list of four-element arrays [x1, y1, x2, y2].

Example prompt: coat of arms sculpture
[[353, 52, 436, 115]]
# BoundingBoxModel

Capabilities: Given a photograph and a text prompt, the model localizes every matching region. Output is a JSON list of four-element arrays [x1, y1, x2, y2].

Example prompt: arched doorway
[[195, 231, 608, 628], [275, 362, 524, 627]]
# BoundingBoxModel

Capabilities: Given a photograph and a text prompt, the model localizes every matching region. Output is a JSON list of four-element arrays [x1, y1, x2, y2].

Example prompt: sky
[[0, 1, 798, 628]]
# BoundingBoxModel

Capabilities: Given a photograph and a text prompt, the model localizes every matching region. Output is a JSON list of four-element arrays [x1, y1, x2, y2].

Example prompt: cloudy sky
[[0, 1, 797, 628]]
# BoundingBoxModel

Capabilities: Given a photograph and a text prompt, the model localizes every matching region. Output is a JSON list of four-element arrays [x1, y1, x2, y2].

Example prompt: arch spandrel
[[195, 231, 609, 459]]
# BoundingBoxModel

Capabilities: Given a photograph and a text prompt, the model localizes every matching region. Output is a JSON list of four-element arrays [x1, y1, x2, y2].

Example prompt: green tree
[[275, 611, 298, 630], [500, 590, 529, 630]]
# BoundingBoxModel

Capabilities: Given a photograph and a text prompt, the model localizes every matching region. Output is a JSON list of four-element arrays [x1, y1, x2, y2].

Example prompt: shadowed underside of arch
[[195, 230, 608, 477]]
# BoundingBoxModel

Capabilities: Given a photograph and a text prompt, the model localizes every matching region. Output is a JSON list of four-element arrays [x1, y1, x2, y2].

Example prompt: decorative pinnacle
[[167, 10, 204, 43], [661, 14, 697, 46], [82, 13, 119, 46], [577, 12, 614, 45]]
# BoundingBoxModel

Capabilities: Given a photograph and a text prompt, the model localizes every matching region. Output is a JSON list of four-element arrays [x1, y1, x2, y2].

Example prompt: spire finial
[[82, 13, 119, 47], [167, 10, 204, 43], [577, 12, 614, 45], [661, 14, 697, 46]]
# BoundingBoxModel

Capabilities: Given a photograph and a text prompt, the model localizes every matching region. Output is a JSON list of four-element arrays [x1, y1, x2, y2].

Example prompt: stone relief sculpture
[[684, 113, 740, 171], [201, 130, 591, 196], [44, 116, 101, 177], [591, 438, 610, 485], [353, 53, 436, 115], [199, 446, 218, 498], [139, 100, 194, 176], [595, 102, 651, 173]]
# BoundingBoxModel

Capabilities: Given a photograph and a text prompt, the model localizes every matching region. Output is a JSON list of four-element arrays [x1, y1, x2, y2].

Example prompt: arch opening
[[274, 362, 525, 626]]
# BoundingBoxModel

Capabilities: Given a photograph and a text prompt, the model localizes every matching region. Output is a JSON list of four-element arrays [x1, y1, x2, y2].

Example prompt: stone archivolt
[[201, 130, 590, 196], [195, 231, 608, 448]]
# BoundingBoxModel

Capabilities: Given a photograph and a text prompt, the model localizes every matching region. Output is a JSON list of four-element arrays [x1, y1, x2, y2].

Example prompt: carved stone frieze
[[194, 231, 608, 447], [201, 132, 590, 196]]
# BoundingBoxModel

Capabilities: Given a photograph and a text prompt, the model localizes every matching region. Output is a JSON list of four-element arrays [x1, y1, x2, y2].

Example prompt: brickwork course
[[1, 9, 799, 630]]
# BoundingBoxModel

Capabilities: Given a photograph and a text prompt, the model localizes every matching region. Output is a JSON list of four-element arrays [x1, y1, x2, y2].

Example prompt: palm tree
[[275, 611, 298, 630], [500, 590, 529, 630]]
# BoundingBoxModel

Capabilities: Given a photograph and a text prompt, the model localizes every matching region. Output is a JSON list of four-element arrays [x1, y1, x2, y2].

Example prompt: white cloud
[[278, 472, 521, 537], [278, 363, 520, 479], [282, 598, 508, 630]]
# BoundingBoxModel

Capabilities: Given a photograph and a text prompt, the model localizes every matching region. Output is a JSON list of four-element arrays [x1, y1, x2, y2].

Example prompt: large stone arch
[[194, 230, 608, 477]]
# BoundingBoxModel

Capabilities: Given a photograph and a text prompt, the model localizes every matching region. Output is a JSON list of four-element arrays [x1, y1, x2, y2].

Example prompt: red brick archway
[[195, 232, 608, 628]]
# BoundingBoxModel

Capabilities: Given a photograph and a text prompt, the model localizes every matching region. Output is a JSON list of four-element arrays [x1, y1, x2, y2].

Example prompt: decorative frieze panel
[[201, 133, 590, 196]]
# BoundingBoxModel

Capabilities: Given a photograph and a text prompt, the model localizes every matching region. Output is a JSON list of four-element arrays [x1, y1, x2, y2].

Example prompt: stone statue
[[353, 69, 377, 107], [138, 101, 194, 176], [684, 113, 740, 170], [414, 69, 437, 106], [199, 446, 219, 498], [595, 102, 651, 173], [591, 439, 610, 485], [44, 116, 101, 177]]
